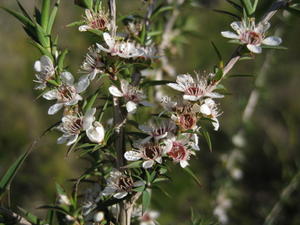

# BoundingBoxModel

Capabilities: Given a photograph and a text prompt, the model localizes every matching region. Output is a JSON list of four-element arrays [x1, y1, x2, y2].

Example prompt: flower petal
[[113, 192, 128, 199], [79, 25, 90, 32], [167, 83, 185, 92], [43, 89, 58, 100], [66, 134, 79, 146], [212, 118, 220, 131], [124, 151, 141, 161], [76, 75, 90, 93], [61, 71, 74, 85], [86, 122, 105, 143], [103, 32, 115, 48], [230, 21, 243, 32], [126, 101, 137, 113], [183, 95, 199, 101], [180, 160, 189, 168], [34, 60, 41, 72], [262, 36, 282, 46], [82, 108, 96, 130], [102, 186, 116, 196], [200, 104, 211, 115], [109, 86, 123, 97], [221, 31, 239, 39], [142, 160, 154, 169], [247, 44, 262, 54], [40, 55, 53, 68], [48, 103, 63, 115]]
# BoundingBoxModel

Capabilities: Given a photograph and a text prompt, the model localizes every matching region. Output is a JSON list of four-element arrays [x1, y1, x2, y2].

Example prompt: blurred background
[[0, 0, 300, 224]]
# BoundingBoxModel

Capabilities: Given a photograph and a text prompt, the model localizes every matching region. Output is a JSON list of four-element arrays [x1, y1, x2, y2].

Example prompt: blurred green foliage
[[0, 0, 300, 225]]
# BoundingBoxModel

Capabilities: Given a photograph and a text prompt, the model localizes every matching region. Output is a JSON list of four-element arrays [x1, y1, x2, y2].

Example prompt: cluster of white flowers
[[34, 58, 105, 145], [124, 119, 199, 168]]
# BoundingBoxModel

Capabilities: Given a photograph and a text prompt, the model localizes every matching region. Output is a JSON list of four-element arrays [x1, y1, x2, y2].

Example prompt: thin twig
[[263, 170, 300, 225]]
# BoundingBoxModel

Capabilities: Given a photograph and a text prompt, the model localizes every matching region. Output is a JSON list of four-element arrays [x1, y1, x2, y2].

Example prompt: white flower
[[102, 169, 144, 199], [139, 210, 160, 225], [93, 211, 105, 222], [167, 73, 222, 101], [138, 119, 176, 143], [200, 98, 221, 131], [124, 142, 163, 169], [58, 194, 71, 205], [33, 55, 55, 90], [161, 97, 201, 131], [79, 9, 110, 32], [97, 33, 145, 58], [109, 79, 149, 113], [57, 108, 105, 145], [86, 121, 105, 144], [163, 133, 199, 168], [42, 72, 83, 115], [82, 184, 102, 218], [221, 18, 282, 54], [77, 47, 105, 92]]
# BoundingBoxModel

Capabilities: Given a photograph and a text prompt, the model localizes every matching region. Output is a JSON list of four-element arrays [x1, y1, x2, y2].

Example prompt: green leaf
[[152, 5, 174, 19], [225, 0, 243, 11], [57, 49, 69, 71], [213, 67, 223, 82], [41, 0, 51, 30], [56, 183, 66, 196], [211, 41, 223, 64], [123, 160, 143, 169], [0, 150, 30, 199], [47, 0, 60, 35], [200, 130, 212, 152], [213, 9, 240, 19], [36, 23, 50, 48], [74, 0, 93, 9], [142, 190, 151, 213], [84, 93, 98, 112], [141, 80, 173, 88], [66, 20, 85, 28], [29, 40, 53, 59], [240, 0, 253, 16], [17, 0, 32, 21], [1, 7, 35, 28], [183, 167, 202, 187]]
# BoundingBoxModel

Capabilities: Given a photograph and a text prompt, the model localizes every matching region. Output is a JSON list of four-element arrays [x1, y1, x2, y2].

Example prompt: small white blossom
[[161, 97, 201, 131], [139, 210, 160, 225], [221, 18, 282, 54], [124, 142, 163, 169], [109, 79, 149, 113], [97, 33, 144, 58], [77, 47, 105, 92], [200, 98, 221, 131], [93, 211, 105, 222], [57, 108, 105, 145], [102, 169, 144, 199], [167, 73, 223, 101], [79, 9, 111, 32], [42, 72, 83, 115], [58, 194, 71, 205], [138, 119, 176, 143], [33, 55, 55, 90], [163, 133, 200, 168]]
